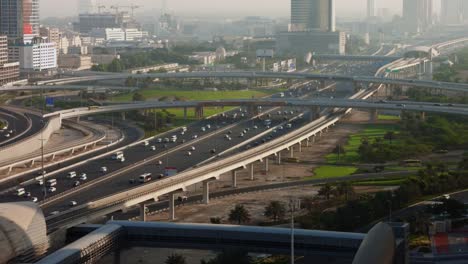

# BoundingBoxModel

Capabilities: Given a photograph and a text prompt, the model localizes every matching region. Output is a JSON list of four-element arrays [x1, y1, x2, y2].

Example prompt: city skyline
[[40, 0, 406, 18]]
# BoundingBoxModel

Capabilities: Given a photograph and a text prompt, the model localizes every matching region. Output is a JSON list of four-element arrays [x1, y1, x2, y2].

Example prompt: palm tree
[[264, 201, 287, 222], [318, 183, 333, 200], [165, 253, 187, 264], [228, 204, 251, 224]]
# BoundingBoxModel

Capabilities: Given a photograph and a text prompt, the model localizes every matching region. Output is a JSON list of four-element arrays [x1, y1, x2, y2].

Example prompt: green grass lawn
[[305, 166, 358, 179], [325, 124, 399, 164], [114, 88, 281, 102], [378, 114, 401, 121]]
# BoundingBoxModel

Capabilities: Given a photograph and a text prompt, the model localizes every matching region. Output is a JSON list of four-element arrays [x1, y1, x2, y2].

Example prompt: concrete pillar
[[249, 163, 254, 181], [121, 112, 126, 121], [139, 203, 147, 222], [232, 170, 237, 188], [264, 158, 269, 171], [310, 106, 321, 121], [169, 192, 176, 220], [319, 80, 326, 89], [277, 152, 281, 165], [370, 109, 378, 122], [420, 111, 426, 121], [183, 107, 188, 120], [195, 106, 204, 119], [306, 139, 310, 147], [202, 180, 210, 204], [298, 142, 302, 152], [290, 146, 294, 158]]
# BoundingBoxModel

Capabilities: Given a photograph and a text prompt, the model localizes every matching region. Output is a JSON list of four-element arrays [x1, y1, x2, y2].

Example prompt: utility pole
[[289, 198, 300, 264], [40, 88, 47, 199]]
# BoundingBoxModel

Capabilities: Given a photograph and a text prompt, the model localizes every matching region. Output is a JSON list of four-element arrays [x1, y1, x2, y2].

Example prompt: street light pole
[[40, 88, 47, 199]]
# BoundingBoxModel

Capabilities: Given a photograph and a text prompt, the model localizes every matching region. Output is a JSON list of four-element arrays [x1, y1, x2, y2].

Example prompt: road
[[0, 107, 43, 148]]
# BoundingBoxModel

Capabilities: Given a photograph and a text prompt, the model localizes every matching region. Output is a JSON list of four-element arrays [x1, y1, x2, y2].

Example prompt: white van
[[139, 173, 152, 183], [67, 171, 77, 178], [47, 179, 57, 186], [16, 188, 25, 196]]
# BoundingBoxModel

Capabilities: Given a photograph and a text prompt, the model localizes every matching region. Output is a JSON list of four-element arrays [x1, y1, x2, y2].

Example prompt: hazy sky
[[41, 0, 404, 18]]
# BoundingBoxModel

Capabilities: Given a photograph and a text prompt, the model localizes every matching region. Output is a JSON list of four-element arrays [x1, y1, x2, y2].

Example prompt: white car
[[150, 146, 156, 151], [31, 197, 38, 203], [157, 160, 163, 165], [79, 173, 87, 181], [69, 201, 78, 207], [192, 135, 198, 139], [187, 151, 192, 156], [4, 133, 10, 138], [156, 138, 162, 143], [190, 146, 196, 151], [48, 187, 57, 193], [100, 167, 108, 173]]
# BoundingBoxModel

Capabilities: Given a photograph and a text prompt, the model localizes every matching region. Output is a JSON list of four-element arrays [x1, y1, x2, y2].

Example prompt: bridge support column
[[290, 147, 294, 158], [306, 138, 310, 147], [310, 106, 321, 121], [247, 105, 259, 117], [319, 80, 326, 90], [202, 180, 215, 204], [120, 112, 126, 121], [231, 170, 237, 188], [139, 203, 147, 222], [276, 152, 281, 165], [370, 109, 378, 123], [249, 163, 255, 181], [420, 111, 426, 121], [195, 106, 204, 120], [298, 142, 302, 153], [169, 192, 176, 220], [264, 158, 269, 171], [183, 107, 188, 120]]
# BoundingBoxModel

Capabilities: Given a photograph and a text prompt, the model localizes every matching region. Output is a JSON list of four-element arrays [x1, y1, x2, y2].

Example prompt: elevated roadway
[[28, 71, 468, 94], [46, 98, 468, 120]]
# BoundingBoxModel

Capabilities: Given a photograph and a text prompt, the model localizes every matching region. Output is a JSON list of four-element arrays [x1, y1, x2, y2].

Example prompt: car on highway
[[100, 167, 108, 173], [67, 171, 77, 179], [50, 211, 60, 216], [79, 173, 87, 181], [178, 196, 188, 202], [187, 151, 192, 156], [190, 146, 196, 151], [201, 127, 206, 132], [143, 141, 149, 146], [4, 133, 10, 138], [69, 201, 78, 207], [139, 173, 152, 183], [47, 179, 57, 187], [150, 145, 156, 151], [16, 188, 25, 196], [210, 149, 216, 154], [31, 197, 38, 203], [37, 179, 44, 186], [25, 192, 31, 197], [157, 160, 163, 165], [156, 138, 162, 143], [192, 135, 198, 139], [119, 157, 125, 163], [73, 181, 80, 187], [396, 104, 406, 107], [48, 187, 57, 193]]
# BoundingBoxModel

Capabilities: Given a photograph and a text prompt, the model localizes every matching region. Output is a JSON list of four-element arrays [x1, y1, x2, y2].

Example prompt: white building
[[10, 41, 57, 72], [90, 28, 148, 42], [124, 28, 148, 41]]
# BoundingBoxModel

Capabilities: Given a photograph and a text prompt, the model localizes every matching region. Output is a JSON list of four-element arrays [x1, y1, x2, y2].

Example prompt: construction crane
[[110, 4, 140, 17]]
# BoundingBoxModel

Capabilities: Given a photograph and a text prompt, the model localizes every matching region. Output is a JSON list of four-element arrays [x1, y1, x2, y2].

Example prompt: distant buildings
[[0, 35, 19, 85], [277, 0, 345, 56], [367, 0, 375, 18], [73, 13, 138, 34], [78, 0, 97, 14], [0, 0, 40, 43], [9, 38, 57, 73], [89, 28, 148, 42], [402, 0, 433, 34], [441, 0, 464, 25]]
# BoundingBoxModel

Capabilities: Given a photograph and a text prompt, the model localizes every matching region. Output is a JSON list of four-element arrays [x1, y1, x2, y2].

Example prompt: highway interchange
[[0, 107, 43, 148], [2, 38, 468, 228]]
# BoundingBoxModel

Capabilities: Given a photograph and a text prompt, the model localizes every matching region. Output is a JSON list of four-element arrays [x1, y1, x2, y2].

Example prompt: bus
[[139, 173, 152, 183]]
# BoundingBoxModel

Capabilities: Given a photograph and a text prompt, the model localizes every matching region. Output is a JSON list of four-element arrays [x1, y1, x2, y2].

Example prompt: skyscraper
[[367, 0, 375, 18], [402, 0, 433, 33], [0, 0, 40, 42], [441, 0, 463, 25], [78, 0, 96, 14], [290, 0, 335, 32]]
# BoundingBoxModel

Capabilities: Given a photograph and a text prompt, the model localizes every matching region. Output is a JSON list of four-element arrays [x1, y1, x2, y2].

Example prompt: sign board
[[45, 97, 54, 107], [256, 49, 274, 58]]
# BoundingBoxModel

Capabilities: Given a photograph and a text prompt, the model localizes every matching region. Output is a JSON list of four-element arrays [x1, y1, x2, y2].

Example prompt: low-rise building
[[58, 54, 92, 70]]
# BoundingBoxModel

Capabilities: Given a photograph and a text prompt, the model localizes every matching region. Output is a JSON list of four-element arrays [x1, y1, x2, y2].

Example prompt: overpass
[[312, 54, 400, 62], [45, 98, 468, 121], [0, 84, 137, 92], [32, 71, 468, 94]]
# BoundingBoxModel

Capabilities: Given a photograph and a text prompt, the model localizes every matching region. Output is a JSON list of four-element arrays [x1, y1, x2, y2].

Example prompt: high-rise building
[[8, 38, 57, 72], [78, 0, 96, 14], [367, 0, 375, 18], [441, 0, 464, 25], [0, 35, 19, 85], [0, 0, 40, 42], [290, 0, 335, 32], [402, 0, 433, 33]]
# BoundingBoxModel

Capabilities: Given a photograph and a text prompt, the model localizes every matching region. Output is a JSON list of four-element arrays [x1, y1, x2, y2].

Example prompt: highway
[[0, 107, 43, 148]]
